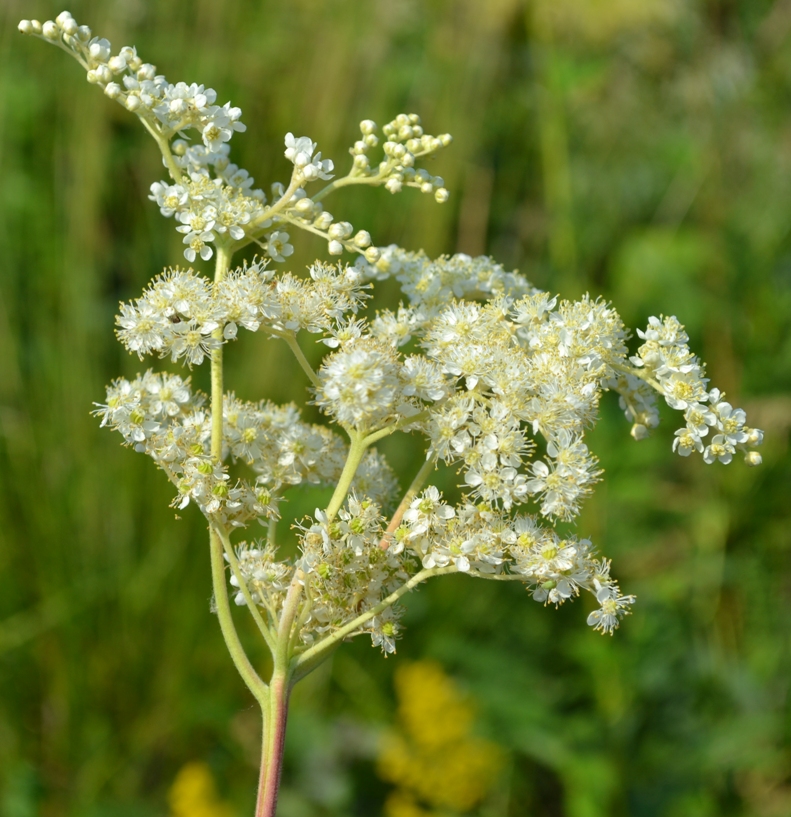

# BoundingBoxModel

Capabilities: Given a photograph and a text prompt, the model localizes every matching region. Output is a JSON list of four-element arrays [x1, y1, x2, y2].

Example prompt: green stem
[[209, 527, 268, 705], [281, 333, 321, 388], [609, 361, 664, 395], [362, 410, 430, 447], [139, 118, 184, 184], [210, 246, 232, 458], [243, 174, 303, 241], [312, 168, 392, 203], [293, 566, 456, 678], [325, 431, 368, 521], [206, 245, 269, 702], [378, 456, 436, 549], [213, 523, 277, 651]]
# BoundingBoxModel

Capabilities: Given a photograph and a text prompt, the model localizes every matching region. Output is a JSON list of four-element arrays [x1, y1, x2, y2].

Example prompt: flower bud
[[360, 119, 377, 134], [746, 428, 764, 446], [42, 21, 59, 40], [364, 246, 381, 263], [18, 20, 33, 34], [294, 197, 314, 215], [314, 211, 333, 230], [137, 63, 157, 81], [328, 240, 344, 256], [108, 55, 127, 73], [333, 221, 353, 239], [354, 230, 372, 248], [744, 451, 763, 466], [434, 187, 449, 203], [57, 14, 78, 35]]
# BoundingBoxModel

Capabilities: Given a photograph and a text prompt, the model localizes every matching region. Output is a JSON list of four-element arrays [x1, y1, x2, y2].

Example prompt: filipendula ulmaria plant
[[20, 11, 765, 816]]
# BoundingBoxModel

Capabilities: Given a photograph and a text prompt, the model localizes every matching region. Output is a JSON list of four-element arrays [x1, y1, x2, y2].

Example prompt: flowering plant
[[20, 11, 764, 816]]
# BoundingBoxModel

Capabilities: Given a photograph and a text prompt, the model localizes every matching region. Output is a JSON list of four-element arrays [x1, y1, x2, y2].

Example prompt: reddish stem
[[255, 673, 290, 817]]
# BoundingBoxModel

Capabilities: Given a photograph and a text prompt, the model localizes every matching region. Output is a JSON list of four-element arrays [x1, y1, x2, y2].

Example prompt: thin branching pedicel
[[20, 10, 765, 816]]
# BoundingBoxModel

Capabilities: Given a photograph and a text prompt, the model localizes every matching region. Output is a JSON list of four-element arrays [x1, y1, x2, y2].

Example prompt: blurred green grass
[[0, 0, 789, 815]]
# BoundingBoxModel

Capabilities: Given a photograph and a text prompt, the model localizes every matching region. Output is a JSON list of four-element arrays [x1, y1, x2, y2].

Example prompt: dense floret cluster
[[22, 11, 764, 656], [19, 12, 450, 266]]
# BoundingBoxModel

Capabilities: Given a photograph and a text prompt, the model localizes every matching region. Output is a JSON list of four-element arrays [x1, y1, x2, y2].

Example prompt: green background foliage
[[1, 0, 789, 814]]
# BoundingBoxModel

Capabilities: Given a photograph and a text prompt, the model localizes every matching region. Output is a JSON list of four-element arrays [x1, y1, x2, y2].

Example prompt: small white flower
[[265, 231, 294, 263]]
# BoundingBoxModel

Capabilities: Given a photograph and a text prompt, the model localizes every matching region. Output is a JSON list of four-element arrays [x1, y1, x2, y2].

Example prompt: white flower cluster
[[286, 488, 634, 650], [97, 243, 764, 641], [19, 12, 245, 149], [631, 316, 763, 465], [396, 489, 635, 633], [296, 496, 414, 653], [26, 10, 762, 653], [229, 543, 294, 610], [19, 13, 452, 267], [115, 260, 371, 364], [93, 371, 390, 527], [348, 115, 451, 201]]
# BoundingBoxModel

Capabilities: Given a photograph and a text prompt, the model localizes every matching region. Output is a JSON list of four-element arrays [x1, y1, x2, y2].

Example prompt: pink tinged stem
[[255, 673, 290, 817], [378, 456, 436, 549], [255, 572, 303, 815]]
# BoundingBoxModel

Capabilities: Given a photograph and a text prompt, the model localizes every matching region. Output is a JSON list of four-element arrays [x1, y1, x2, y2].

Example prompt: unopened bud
[[108, 55, 127, 73], [294, 197, 313, 215], [314, 211, 333, 230], [137, 63, 157, 81], [354, 230, 371, 248]]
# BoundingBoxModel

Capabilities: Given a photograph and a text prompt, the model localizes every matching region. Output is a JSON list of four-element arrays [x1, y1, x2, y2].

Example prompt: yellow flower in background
[[168, 762, 234, 817], [378, 661, 503, 815]]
